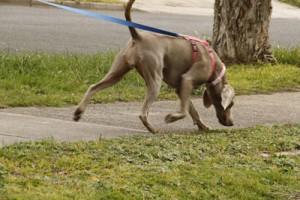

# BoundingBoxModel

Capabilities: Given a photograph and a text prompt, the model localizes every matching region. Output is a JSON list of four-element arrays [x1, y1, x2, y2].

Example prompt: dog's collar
[[207, 64, 226, 86]]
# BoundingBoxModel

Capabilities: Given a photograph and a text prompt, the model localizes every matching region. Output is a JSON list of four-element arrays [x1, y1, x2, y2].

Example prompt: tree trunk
[[212, 0, 276, 64]]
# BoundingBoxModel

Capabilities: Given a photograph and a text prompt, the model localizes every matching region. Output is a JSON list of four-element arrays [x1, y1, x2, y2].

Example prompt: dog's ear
[[221, 84, 235, 110], [203, 89, 212, 108]]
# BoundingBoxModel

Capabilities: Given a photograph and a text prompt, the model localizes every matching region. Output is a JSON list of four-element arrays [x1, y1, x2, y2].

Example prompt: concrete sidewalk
[[2, 0, 300, 19], [1, 92, 300, 147]]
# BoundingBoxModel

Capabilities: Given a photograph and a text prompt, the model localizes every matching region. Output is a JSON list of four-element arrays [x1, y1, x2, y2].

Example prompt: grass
[[273, 46, 300, 67], [279, 0, 300, 7], [0, 48, 299, 198], [0, 52, 138, 107], [0, 47, 299, 107], [0, 124, 299, 199], [228, 64, 300, 95]]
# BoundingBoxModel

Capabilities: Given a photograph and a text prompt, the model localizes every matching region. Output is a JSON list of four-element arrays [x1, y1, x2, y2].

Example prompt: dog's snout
[[218, 112, 234, 127], [219, 119, 229, 125], [226, 119, 234, 126], [219, 119, 233, 126]]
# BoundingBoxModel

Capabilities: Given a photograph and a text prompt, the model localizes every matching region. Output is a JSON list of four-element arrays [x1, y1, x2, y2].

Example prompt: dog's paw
[[73, 115, 81, 122], [197, 124, 211, 132], [165, 113, 186, 123], [139, 115, 157, 134], [193, 121, 211, 132], [73, 109, 83, 122], [149, 129, 159, 134]]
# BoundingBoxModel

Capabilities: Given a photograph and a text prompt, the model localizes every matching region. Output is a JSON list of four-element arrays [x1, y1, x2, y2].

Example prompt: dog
[[73, 0, 235, 133]]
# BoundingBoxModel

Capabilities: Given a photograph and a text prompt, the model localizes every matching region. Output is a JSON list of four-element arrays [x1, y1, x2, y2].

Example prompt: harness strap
[[189, 39, 198, 63], [183, 35, 217, 84], [209, 64, 226, 86]]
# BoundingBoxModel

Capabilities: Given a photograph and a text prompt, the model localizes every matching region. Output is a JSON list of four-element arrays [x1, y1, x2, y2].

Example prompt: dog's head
[[203, 83, 235, 126]]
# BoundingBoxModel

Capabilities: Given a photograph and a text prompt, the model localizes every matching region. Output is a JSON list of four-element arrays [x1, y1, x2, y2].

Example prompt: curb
[[1, 0, 127, 11], [47, 1, 126, 11]]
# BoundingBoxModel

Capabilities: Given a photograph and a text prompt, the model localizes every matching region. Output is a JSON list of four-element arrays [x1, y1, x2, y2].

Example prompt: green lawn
[[0, 124, 299, 199], [0, 48, 299, 198], [0, 47, 299, 107], [279, 0, 300, 7]]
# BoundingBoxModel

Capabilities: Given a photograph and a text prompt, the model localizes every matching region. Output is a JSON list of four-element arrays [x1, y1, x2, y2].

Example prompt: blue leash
[[38, 0, 180, 37]]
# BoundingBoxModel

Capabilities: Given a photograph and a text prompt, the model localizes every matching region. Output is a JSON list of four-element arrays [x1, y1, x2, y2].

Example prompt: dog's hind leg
[[137, 58, 163, 134], [139, 86, 160, 133], [74, 53, 131, 121]]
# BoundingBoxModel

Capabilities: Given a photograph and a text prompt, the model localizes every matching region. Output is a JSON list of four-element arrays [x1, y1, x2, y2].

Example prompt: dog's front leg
[[165, 74, 193, 123], [172, 89, 210, 131], [165, 62, 207, 124], [188, 101, 210, 131]]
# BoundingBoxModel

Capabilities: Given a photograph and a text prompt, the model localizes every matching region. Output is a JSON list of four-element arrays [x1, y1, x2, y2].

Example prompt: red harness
[[183, 35, 215, 83]]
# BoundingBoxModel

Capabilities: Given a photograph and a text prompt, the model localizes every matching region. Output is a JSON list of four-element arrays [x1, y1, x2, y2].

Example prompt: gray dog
[[74, 0, 235, 133]]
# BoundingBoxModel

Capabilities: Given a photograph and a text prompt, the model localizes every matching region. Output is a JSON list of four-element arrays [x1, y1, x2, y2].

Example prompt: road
[[0, 5, 300, 53]]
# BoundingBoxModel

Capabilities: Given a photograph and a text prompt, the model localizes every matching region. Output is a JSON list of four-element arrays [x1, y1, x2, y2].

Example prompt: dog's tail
[[125, 0, 141, 40]]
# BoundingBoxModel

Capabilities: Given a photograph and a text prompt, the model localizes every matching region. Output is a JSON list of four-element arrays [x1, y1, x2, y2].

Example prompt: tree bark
[[212, 0, 276, 64]]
